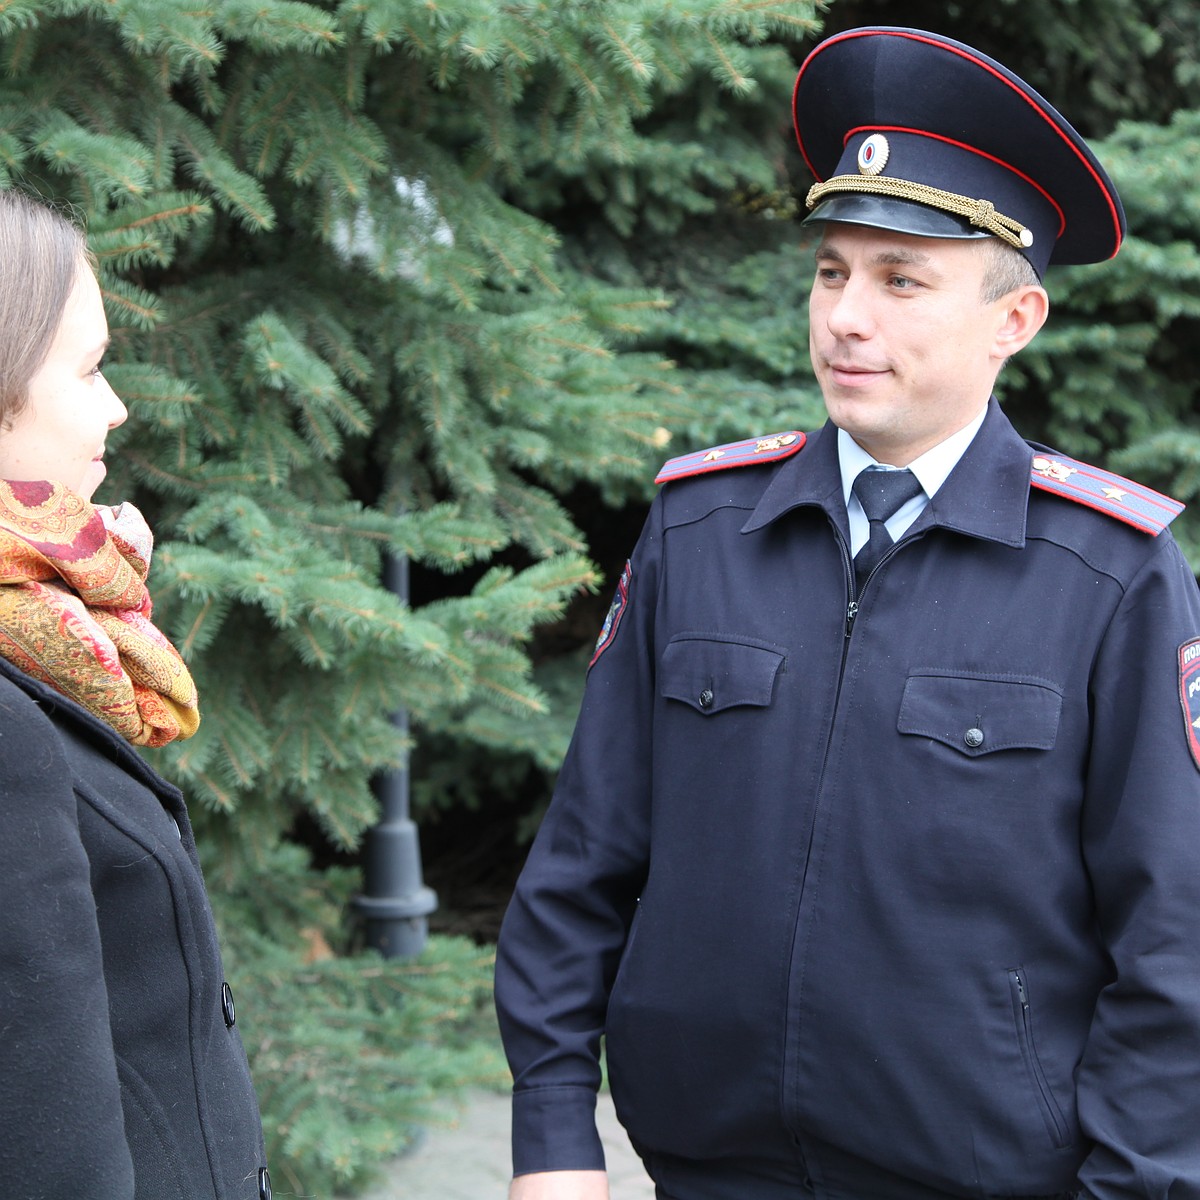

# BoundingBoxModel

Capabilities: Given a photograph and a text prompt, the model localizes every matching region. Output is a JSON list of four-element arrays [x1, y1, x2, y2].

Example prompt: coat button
[[964, 727, 984, 748], [699, 688, 714, 710], [221, 982, 237, 1028], [258, 1166, 272, 1200]]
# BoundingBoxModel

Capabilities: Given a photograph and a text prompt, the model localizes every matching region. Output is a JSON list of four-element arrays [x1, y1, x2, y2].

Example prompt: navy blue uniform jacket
[[0, 656, 268, 1198], [495, 403, 1200, 1198]]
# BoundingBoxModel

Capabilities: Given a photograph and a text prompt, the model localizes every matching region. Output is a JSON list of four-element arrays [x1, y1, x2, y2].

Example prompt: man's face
[[808, 224, 1016, 466]]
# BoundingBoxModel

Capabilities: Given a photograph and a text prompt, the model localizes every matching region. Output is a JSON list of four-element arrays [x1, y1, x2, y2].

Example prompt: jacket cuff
[[511, 1085, 606, 1176]]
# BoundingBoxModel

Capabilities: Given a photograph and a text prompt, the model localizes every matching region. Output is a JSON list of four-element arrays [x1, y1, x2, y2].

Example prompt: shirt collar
[[836, 406, 989, 507], [743, 399, 1031, 548]]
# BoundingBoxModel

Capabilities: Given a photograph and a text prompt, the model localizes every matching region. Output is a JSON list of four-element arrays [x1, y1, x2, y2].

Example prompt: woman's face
[[0, 261, 127, 501]]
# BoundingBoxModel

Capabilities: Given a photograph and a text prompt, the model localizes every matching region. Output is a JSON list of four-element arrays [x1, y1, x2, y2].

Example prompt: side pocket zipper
[[1008, 968, 1071, 1148]]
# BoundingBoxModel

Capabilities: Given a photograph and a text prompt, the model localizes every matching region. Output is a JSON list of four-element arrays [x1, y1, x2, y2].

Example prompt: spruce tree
[[0, 0, 825, 1190]]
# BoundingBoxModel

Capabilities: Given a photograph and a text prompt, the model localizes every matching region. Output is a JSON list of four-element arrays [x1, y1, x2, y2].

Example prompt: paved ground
[[357, 1087, 655, 1200]]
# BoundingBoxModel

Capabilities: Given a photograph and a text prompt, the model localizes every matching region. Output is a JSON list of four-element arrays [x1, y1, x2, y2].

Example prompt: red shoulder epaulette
[[655, 432, 806, 486], [1029, 451, 1184, 536]]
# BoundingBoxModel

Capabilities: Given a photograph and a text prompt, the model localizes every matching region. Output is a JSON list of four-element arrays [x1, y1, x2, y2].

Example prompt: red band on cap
[[791, 62, 821, 181], [793, 28, 1123, 259], [843, 124, 1067, 237]]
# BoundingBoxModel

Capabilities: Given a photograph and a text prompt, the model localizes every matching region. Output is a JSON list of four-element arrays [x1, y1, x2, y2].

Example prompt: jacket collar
[[0, 653, 183, 801], [742, 397, 1031, 548]]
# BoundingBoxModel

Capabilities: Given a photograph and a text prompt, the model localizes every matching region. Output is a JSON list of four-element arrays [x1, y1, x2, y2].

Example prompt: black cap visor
[[802, 194, 991, 242]]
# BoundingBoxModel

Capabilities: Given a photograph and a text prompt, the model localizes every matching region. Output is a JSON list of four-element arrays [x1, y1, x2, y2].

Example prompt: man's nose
[[825, 279, 875, 340]]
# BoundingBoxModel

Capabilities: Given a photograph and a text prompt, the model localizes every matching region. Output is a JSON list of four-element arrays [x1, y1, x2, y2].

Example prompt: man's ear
[[992, 285, 1049, 361]]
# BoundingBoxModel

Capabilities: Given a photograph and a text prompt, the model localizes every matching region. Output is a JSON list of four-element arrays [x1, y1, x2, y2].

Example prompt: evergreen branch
[[164, 105, 276, 229], [241, 67, 303, 176], [179, 597, 218, 659], [219, 732, 269, 787], [0, 127, 26, 177], [217, 0, 343, 54], [191, 771, 237, 811], [702, 28, 753, 93], [106, 198, 212, 233], [542, 334, 613, 359], [0, 0, 41, 37], [100, 278, 162, 328], [509, 9, 600, 101], [695, 0, 824, 31], [476, 676, 547, 713], [32, 113, 153, 198], [112, 16, 224, 73], [0, 21, 38, 74], [598, 19, 655, 82], [121, 452, 207, 493], [101, 362, 202, 413]]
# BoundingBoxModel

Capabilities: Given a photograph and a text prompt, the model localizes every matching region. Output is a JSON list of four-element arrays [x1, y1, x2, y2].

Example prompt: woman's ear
[[992, 284, 1049, 361]]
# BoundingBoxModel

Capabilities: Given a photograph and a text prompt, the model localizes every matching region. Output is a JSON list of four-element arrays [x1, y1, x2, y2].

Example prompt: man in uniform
[[494, 26, 1200, 1200]]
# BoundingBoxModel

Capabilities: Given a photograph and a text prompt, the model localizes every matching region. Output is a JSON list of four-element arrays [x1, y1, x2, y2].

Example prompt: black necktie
[[852, 467, 924, 589]]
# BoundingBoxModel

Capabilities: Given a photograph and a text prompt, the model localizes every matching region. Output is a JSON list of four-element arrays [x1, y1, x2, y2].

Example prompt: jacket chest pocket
[[897, 670, 1063, 755], [659, 632, 787, 715]]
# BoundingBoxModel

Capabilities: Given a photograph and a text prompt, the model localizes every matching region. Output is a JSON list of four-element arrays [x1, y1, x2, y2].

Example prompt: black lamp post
[[353, 551, 437, 957]]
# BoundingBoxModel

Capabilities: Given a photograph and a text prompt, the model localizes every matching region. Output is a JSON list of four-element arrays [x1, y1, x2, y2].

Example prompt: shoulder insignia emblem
[[589, 559, 632, 670], [655, 432, 806, 486], [1177, 638, 1200, 772], [1029, 452, 1184, 536]]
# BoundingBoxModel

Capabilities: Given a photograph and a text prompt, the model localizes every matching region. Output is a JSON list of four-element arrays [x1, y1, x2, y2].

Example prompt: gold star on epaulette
[[703, 449, 726, 463], [1103, 486, 1128, 501]]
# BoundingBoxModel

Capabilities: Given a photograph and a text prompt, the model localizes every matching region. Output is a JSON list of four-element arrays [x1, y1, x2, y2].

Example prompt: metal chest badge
[[1178, 637, 1200, 770], [590, 560, 632, 669]]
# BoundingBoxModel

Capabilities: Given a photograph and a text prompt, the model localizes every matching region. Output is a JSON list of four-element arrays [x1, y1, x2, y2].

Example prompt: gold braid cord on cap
[[807, 175, 1035, 250]]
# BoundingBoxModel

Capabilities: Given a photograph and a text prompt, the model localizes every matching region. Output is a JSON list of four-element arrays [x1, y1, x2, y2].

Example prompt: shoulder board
[[655, 431, 806, 486], [1029, 452, 1184, 536]]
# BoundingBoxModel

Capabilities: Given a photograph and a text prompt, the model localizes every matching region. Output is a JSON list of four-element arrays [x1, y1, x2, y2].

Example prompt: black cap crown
[[793, 27, 1125, 277]]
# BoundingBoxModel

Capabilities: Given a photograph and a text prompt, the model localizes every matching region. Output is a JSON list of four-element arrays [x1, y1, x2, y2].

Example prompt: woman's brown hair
[[0, 190, 92, 428]]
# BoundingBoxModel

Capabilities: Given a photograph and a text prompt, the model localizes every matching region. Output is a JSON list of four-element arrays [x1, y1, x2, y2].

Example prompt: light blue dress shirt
[[839, 406, 989, 557]]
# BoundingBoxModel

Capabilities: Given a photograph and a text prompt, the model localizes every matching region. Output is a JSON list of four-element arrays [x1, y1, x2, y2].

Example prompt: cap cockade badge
[[857, 133, 890, 176]]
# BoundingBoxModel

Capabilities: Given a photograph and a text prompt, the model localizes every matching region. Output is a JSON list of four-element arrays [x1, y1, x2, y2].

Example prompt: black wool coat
[[0, 656, 269, 1199]]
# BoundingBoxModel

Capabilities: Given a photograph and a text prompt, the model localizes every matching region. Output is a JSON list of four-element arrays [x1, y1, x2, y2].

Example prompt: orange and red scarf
[[0, 479, 198, 746]]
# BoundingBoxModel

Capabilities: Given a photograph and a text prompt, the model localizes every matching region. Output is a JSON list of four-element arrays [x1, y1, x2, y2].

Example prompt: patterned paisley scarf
[[0, 479, 199, 746]]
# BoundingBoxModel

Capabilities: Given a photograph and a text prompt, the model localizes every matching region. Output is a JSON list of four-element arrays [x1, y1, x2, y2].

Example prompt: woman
[[0, 189, 270, 1200]]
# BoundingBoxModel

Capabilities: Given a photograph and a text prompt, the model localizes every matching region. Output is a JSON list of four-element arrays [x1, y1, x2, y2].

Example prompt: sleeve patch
[[589, 560, 632, 669], [655, 432, 806, 486], [1029, 453, 1184, 535], [1178, 638, 1200, 771]]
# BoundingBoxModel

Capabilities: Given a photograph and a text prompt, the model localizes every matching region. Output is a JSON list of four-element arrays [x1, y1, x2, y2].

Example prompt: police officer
[[495, 26, 1200, 1200]]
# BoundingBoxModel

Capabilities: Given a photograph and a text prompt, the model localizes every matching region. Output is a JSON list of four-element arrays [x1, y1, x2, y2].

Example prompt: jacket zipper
[[844, 522, 859, 636], [787, 523, 925, 1129], [847, 532, 921, 635], [785, 523, 858, 1128], [1009, 969, 1070, 1148]]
